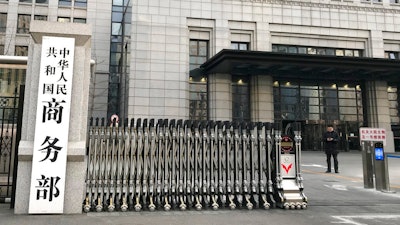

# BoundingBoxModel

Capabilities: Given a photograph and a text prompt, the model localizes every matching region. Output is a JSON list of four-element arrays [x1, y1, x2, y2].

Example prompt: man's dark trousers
[[326, 152, 338, 172]]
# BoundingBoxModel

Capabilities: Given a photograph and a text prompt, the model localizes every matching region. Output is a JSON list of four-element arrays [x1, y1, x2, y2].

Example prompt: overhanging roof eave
[[198, 49, 400, 81]]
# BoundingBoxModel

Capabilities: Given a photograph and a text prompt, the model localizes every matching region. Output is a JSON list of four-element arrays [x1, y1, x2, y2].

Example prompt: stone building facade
[[2, 0, 400, 151]]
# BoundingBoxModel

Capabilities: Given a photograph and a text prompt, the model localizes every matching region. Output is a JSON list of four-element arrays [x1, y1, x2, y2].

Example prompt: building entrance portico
[[195, 49, 400, 152]]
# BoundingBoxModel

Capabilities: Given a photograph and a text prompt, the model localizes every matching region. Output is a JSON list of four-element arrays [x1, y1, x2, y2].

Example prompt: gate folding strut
[[84, 119, 307, 212]]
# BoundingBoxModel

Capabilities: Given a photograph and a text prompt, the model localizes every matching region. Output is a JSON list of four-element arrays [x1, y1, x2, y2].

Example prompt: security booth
[[194, 49, 400, 153]]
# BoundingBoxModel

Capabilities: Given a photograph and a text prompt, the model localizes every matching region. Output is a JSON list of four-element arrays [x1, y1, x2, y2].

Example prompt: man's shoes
[[325, 171, 331, 173], [335, 171, 339, 173]]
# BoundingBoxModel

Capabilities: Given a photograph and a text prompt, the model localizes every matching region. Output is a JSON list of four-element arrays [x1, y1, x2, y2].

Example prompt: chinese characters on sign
[[359, 128, 387, 146], [29, 36, 75, 214]]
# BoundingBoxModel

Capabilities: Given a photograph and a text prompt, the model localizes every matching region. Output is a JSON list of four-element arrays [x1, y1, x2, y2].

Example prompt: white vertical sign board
[[29, 36, 75, 214]]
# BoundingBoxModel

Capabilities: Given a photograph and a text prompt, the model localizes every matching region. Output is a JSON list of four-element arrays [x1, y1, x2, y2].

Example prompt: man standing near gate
[[323, 125, 340, 173]]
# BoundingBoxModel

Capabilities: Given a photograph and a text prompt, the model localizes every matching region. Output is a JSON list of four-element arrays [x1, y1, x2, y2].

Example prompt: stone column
[[208, 73, 232, 121], [250, 75, 274, 122], [14, 21, 92, 214], [369, 30, 384, 58], [364, 81, 395, 152]]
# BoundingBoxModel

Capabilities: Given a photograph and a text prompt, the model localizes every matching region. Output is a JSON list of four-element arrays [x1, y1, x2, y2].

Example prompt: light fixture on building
[[388, 86, 392, 92], [273, 81, 279, 86], [201, 77, 206, 82], [238, 79, 243, 84], [285, 82, 290, 86], [356, 85, 361, 90], [189, 76, 193, 81], [344, 84, 349, 89], [331, 84, 336, 88]]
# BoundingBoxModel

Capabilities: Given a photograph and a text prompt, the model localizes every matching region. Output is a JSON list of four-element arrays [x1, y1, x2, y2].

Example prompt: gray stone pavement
[[1, 151, 400, 225]]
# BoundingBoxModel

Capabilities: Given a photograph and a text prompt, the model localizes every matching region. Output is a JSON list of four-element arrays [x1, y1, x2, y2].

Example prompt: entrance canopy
[[192, 49, 400, 82]]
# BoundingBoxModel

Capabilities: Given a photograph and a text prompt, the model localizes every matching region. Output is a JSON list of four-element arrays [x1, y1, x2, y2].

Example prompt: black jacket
[[323, 131, 339, 154]]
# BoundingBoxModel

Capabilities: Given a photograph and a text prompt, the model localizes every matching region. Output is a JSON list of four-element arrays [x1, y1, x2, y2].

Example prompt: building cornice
[[242, 0, 400, 14]]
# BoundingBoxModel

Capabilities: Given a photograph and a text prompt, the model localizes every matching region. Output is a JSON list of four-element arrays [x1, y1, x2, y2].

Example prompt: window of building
[[385, 51, 399, 59], [231, 42, 249, 51], [112, 11, 123, 22], [189, 76, 208, 121], [189, 39, 209, 120], [361, 0, 383, 2], [0, 13, 6, 33], [15, 46, 29, 56], [73, 18, 86, 23], [272, 44, 363, 57], [35, 0, 49, 3], [59, 0, 71, 6], [112, 12, 126, 35], [391, 0, 400, 3], [273, 81, 363, 123], [110, 3, 131, 36], [288, 46, 297, 54], [0, 45, 4, 55], [232, 76, 250, 122], [388, 85, 400, 124], [34, 15, 47, 21], [389, 86, 400, 121], [113, 0, 124, 6], [307, 47, 317, 55], [19, 0, 32, 3], [189, 40, 208, 71], [107, 0, 132, 118], [17, 14, 31, 34], [111, 23, 122, 35], [74, 0, 87, 7], [57, 17, 71, 23], [335, 49, 344, 56]]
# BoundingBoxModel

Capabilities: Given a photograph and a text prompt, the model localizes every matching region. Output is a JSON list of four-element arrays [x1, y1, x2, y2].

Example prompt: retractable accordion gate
[[83, 119, 307, 212]]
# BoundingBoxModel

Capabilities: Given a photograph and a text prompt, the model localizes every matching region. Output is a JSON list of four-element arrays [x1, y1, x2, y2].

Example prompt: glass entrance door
[[302, 122, 324, 151], [274, 80, 363, 151], [281, 120, 362, 151], [336, 121, 361, 151]]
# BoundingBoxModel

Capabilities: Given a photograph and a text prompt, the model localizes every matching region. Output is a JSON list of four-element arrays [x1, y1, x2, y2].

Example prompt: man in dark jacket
[[323, 125, 340, 173]]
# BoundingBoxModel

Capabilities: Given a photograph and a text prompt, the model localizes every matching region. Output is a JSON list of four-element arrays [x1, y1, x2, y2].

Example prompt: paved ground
[[1, 151, 400, 225]]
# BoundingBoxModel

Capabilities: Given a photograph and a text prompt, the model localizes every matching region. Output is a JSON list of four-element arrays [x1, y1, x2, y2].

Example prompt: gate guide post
[[14, 21, 92, 214]]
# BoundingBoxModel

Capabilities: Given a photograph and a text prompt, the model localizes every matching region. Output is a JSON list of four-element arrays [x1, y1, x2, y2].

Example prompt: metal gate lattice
[[84, 118, 307, 212], [0, 86, 24, 205]]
